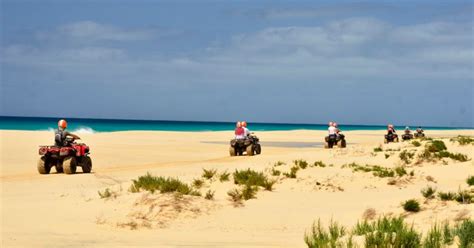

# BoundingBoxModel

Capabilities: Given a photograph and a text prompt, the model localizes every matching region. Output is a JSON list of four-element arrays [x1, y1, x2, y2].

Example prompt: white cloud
[[37, 21, 156, 42]]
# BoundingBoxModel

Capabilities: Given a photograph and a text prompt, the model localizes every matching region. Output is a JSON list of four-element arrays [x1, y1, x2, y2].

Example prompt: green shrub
[[423, 224, 443, 248], [233, 168, 266, 186], [455, 190, 473, 204], [395, 166, 408, 177], [373, 146, 383, 152], [400, 150, 415, 164], [450, 136, 474, 145], [421, 186, 437, 199], [219, 171, 230, 182], [403, 199, 421, 212], [345, 163, 399, 178], [262, 179, 276, 191], [274, 161, 285, 167], [304, 219, 345, 248], [193, 178, 204, 188], [227, 189, 242, 202], [294, 159, 309, 169], [467, 176, 474, 186], [202, 168, 217, 180], [412, 141, 421, 147], [271, 168, 281, 176], [241, 184, 258, 200], [362, 216, 421, 248], [132, 173, 200, 196], [438, 192, 456, 201], [204, 190, 215, 200], [313, 161, 327, 168], [456, 219, 474, 248], [283, 165, 299, 178], [98, 188, 113, 199], [442, 222, 454, 245], [427, 140, 447, 153]]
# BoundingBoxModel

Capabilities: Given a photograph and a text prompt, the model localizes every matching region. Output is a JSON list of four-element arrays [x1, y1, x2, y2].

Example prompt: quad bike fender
[[60, 147, 74, 156]]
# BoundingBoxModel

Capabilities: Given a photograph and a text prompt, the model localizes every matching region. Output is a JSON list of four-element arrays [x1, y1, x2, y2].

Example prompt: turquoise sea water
[[0, 116, 468, 133]]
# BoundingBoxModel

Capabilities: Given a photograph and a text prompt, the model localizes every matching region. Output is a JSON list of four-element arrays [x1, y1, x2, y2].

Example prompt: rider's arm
[[66, 132, 81, 140]]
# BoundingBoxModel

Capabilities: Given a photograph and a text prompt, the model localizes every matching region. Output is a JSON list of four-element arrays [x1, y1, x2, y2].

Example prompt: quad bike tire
[[384, 138, 388, 144], [338, 140, 347, 148], [81, 156, 92, 173], [324, 142, 329, 149], [56, 162, 64, 173], [37, 156, 51, 174], [63, 157, 77, 174], [255, 144, 261, 155], [394, 137, 399, 142], [246, 145, 254, 156], [229, 147, 236, 157]]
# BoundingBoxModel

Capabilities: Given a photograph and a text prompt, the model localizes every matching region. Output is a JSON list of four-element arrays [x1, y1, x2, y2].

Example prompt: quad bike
[[229, 134, 261, 156], [324, 134, 346, 148], [414, 132, 425, 138], [402, 133, 414, 141], [384, 133, 399, 143], [38, 137, 92, 174]]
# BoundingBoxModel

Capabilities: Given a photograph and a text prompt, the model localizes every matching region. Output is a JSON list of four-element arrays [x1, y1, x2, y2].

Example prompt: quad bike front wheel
[[255, 144, 261, 155], [63, 157, 77, 174], [338, 140, 347, 148], [246, 145, 254, 156], [81, 156, 92, 173], [37, 156, 51, 174], [394, 137, 399, 142], [229, 147, 236, 156]]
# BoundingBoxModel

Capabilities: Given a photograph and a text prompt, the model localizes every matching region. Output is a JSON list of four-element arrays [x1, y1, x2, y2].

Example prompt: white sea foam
[[72, 127, 96, 134]]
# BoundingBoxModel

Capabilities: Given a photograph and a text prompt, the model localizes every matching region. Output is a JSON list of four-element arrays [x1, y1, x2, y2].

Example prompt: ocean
[[0, 116, 468, 133]]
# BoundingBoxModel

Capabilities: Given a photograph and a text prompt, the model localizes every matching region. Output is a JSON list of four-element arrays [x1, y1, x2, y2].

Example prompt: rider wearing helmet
[[404, 126, 411, 134], [55, 119, 80, 146], [387, 124, 396, 135], [328, 121, 337, 138], [416, 126, 424, 134], [234, 121, 245, 140], [242, 121, 250, 137]]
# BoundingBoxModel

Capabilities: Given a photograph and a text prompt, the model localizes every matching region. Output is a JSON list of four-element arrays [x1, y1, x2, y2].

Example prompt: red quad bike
[[38, 137, 92, 174]]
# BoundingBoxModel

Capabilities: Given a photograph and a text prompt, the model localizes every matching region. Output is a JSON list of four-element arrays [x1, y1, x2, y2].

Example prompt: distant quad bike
[[324, 134, 346, 148], [402, 133, 414, 141], [229, 134, 261, 156], [38, 137, 92, 174], [384, 133, 399, 143], [414, 132, 425, 138]]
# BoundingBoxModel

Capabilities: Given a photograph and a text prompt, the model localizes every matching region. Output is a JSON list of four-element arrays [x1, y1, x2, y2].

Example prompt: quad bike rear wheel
[[37, 156, 51, 174], [229, 147, 236, 156], [81, 156, 92, 173], [324, 142, 329, 149], [63, 157, 77, 174], [255, 144, 261, 155], [384, 138, 388, 144], [394, 137, 399, 142], [246, 145, 254, 156]]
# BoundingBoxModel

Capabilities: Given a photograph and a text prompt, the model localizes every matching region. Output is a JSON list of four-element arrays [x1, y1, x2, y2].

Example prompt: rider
[[234, 121, 246, 140], [242, 121, 250, 137], [55, 119, 80, 147], [404, 126, 411, 134], [387, 124, 396, 135], [416, 126, 424, 134], [328, 121, 337, 139]]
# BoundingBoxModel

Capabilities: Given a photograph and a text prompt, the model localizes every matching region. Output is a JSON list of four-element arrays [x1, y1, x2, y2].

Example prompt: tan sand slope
[[1, 130, 473, 247]]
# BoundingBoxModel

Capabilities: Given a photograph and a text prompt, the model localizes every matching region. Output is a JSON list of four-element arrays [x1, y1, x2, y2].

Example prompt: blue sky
[[1, 0, 473, 127]]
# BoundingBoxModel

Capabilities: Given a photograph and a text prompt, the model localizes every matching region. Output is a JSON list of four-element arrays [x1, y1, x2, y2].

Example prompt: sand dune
[[1, 129, 473, 247]]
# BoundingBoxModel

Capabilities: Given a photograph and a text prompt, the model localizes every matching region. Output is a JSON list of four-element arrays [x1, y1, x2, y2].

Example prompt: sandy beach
[[1, 129, 473, 247]]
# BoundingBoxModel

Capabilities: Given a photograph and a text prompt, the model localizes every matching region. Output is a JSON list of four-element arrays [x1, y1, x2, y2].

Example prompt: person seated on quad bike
[[387, 124, 396, 135], [55, 119, 81, 147], [404, 126, 411, 135], [328, 121, 337, 139], [242, 121, 250, 137], [416, 126, 424, 135], [234, 121, 246, 140]]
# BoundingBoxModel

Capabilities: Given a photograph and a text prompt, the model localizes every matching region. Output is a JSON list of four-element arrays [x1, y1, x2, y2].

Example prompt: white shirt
[[243, 127, 250, 137], [328, 126, 337, 135]]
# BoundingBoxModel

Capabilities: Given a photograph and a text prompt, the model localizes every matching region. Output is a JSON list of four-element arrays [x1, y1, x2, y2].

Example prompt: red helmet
[[236, 121, 242, 128], [58, 119, 67, 129], [241, 121, 247, 127]]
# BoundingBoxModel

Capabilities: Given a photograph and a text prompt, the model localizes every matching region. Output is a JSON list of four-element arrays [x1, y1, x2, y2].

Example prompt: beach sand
[[1, 129, 473, 247]]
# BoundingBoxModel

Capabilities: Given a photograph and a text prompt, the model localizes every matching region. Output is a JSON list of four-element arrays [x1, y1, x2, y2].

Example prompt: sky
[[1, 0, 473, 127]]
